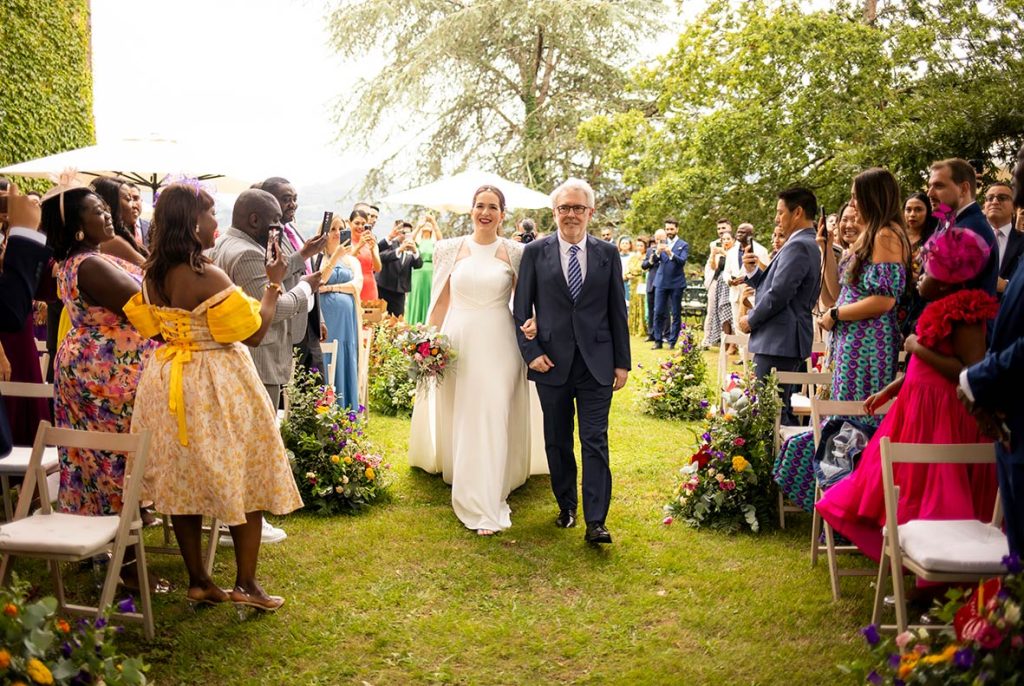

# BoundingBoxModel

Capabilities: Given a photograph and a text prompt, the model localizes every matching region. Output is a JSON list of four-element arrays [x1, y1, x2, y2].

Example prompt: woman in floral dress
[[773, 168, 909, 512], [43, 187, 158, 516]]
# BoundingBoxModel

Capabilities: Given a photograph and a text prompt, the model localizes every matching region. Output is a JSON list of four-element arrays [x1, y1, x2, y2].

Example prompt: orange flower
[[2, 603, 17, 617], [898, 653, 919, 679], [55, 619, 71, 633], [0, 648, 10, 668]]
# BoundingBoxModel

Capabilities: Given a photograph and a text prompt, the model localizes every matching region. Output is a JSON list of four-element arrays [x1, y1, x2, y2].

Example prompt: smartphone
[[266, 227, 281, 264], [318, 211, 334, 237], [338, 228, 352, 245], [817, 207, 828, 236]]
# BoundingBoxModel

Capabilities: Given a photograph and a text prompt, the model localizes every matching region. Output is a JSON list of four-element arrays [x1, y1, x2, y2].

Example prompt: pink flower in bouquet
[[974, 621, 1004, 650], [414, 353, 424, 363], [662, 516, 673, 526], [733, 437, 746, 447], [895, 631, 914, 650], [721, 480, 736, 491], [418, 341, 431, 356]]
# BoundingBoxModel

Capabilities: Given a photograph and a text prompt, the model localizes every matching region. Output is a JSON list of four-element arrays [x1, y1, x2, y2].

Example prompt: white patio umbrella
[[0, 136, 271, 194], [381, 169, 551, 214]]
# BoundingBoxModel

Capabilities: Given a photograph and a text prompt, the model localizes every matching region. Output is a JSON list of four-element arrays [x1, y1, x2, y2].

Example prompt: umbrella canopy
[[0, 136, 270, 194], [381, 170, 551, 214]]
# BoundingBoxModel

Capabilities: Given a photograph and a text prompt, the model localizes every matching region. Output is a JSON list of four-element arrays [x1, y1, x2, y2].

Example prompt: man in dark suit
[[960, 146, 1024, 556], [651, 219, 689, 349], [641, 228, 665, 341], [513, 178, 631, 545], [982, 182, 1023, 297], [927, 158, 998, 295], [376, 221, 423, 317], [738, 187, 821, 425], [0, 181, 49, 457]]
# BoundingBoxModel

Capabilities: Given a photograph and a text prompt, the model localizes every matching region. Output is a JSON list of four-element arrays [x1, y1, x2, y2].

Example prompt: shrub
[[637, 323, 709, 420], [368, 317, 416, 416]]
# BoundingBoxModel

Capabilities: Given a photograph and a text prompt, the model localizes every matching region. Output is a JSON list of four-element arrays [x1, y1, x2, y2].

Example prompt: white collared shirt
[[557, 231, 588, 284], [995, 223, 1012, 269]]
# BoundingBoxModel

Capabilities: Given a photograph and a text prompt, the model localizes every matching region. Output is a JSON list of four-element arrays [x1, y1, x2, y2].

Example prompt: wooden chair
[[358, 326, 373, 414], [809, 398, 892, 601], [873, 439, 1007, 633], [772, 370, 830, 527], [776, 370, 831, 419], [0, 381, 58, 521], [0, 422, 155, 638], [717, 332, 751, 397], [35, 339, 49, 378], [320, 338, 339, 396]]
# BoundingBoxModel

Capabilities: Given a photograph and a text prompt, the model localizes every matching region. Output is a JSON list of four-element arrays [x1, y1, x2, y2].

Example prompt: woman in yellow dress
[[125, 183, 303, 611]]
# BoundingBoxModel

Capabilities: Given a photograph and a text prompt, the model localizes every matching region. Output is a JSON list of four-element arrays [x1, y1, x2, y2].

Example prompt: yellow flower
[[706, 411, 715, 419], [922, 645, 958, 665], [330, 455, 340, 464], [365, 467, 375, 480], [732, 455, 750, 472], [26, 658, 53, 685], [0, 648, 10, 668], [724, 412, 735, 421], [316, 405, 330, 414], [344, 456, 353, 464]]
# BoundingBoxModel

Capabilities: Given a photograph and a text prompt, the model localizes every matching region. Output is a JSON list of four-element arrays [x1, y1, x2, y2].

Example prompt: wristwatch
[[830, 306, 839, 322]]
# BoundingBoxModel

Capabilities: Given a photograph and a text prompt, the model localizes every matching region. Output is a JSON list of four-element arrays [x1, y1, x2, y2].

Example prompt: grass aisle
[[88, 337, 872, 684]]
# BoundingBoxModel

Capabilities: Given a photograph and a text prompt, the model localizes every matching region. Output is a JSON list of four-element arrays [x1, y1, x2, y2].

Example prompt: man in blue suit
[[927, 158, 998, 295], [959, 145, 1024, 556], [738, 187, 821, 425], [651, 219, 689, 349], [514, 178, 631, 545]]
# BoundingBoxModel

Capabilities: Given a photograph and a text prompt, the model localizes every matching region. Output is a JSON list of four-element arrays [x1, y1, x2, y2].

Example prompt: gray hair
[[549, 177, 595, 209]]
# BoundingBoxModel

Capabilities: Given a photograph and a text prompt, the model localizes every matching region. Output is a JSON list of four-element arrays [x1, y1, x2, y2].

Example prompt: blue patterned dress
[[773, 257, 906, 512]]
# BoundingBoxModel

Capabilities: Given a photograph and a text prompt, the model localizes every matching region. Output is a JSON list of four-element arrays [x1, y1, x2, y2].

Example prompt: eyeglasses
[[556, 205, 590, 216], [985, 194, 1012, 203]]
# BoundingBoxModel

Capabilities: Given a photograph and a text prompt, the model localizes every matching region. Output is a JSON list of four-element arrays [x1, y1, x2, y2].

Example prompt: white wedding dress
[[409, 237, 545, 531]]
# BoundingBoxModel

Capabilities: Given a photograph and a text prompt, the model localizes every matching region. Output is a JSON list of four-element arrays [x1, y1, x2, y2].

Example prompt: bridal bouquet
[[396, 324, 456, 384]]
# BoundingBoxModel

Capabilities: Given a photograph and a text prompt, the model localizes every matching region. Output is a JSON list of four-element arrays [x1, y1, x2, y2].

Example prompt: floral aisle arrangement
[[0, 576, 148, 685], [663, 371, 781, 532], [395, 324, 456, 384], [368, 317, 417, 416], [637, 323, 709, 420], [842, 555, 1024, 684], [281, 361, 392, 514]]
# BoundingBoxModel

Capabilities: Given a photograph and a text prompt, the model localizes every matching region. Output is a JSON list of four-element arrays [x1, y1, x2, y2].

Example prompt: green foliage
[[583, 0, 1024, 256], [327, 0, 664, 209], [0, 0, 95, 188], [637, 323, 709, 420], [368, 318, 416, 417], [0, 575, 148, 684], [281, 361, 392, 514]]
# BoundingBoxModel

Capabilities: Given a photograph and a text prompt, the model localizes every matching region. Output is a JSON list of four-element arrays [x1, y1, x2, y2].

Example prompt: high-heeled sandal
[[186, 586, 229, 608], [228, 588, 284, 613]]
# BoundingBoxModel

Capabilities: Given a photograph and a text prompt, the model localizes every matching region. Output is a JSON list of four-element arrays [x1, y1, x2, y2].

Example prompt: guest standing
[[641, 229, 665, 341], [651, 220, 689, 350], [89, 177, 148, 267], [627, 237, 648, 337], [376, 221, 423, 317], [897, 192, 938, 338], [406, 215, 440, 325], [350, 209, 381, 302], [318, 217, 362, 409], [128, 183, 303, 611]]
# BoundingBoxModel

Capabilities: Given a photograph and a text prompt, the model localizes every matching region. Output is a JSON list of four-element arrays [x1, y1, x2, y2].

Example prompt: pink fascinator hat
[[921, 226, 991, 284]]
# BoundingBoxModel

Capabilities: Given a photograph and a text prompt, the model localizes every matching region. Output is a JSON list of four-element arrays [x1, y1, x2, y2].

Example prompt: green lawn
[[19, 338, 880, 685]]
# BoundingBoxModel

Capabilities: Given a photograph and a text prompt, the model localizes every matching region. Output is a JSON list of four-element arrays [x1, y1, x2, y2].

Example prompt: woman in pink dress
[[349, 209, 381, 302], [816, 224, 999, 562]]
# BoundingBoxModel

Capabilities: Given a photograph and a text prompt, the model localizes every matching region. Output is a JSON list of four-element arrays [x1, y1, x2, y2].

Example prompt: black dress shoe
[[585, 522, 612, 545], [650, 343, 663, 350], [555, 510, 577, 528]]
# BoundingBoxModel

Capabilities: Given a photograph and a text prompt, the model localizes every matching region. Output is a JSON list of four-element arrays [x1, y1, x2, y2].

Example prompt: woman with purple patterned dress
[[773, 169, 909, 512]]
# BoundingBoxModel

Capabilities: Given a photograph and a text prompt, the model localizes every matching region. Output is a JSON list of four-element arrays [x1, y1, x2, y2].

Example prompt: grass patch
[[12, 339, 877, 685]]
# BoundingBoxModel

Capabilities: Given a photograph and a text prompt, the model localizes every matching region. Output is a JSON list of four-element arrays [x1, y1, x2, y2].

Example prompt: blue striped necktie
[[567, 244, 583, 301]]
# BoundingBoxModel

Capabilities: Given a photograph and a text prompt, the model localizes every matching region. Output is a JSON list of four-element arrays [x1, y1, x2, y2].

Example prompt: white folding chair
[[0, 381, 58, 521], [776, 370, 831, 420], [358, 326, 373, 414], [320, 338, 339, 396], [873, 439, 1007, 633], [0, 422, 155, 638], [717, 332, 751, 397], [35, 339, 49, 378], [774, 418, 811, 529], [809, 398, 892, 601]]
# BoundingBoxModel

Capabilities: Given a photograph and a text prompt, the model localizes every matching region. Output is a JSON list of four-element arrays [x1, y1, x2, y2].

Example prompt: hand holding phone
[[318, 211, 334, 237], [266, 227, 281, 265]]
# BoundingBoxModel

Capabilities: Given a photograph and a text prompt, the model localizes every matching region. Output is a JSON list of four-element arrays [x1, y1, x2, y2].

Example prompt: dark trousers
[[645, 286, 657, 339], [653, 286, 683, 345], [754, 353, 805, 426], [295, 316, 324, 382], [379, 286, 406, 317], [535, 350, 614, 525], [997, 450, 1024, 557]]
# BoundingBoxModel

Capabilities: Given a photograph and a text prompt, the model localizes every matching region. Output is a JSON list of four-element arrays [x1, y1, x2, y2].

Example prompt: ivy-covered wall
[[0, 0, 95, 175]]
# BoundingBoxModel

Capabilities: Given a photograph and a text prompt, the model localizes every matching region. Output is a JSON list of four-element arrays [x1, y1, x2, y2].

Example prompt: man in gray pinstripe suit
[[211, 189, 325, 408]]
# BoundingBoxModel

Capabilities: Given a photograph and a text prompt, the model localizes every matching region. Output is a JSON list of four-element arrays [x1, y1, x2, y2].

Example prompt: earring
[[74, 230, 84, 242], [195, 224, 201, 234]]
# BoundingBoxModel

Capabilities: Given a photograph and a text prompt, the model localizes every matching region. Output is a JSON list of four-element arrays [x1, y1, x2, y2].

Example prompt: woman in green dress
[[406, 215, 442, 324]]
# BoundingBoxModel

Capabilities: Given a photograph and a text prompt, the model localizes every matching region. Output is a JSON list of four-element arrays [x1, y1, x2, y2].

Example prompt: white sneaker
[[217, 517, 288, 547]]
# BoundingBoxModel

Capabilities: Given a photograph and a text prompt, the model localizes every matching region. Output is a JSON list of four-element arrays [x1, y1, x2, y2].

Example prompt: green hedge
[[0, 0, 95, 185]]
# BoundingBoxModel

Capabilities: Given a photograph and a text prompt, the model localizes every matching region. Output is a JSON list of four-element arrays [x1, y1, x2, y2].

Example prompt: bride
[[408, 185, 545, 535]]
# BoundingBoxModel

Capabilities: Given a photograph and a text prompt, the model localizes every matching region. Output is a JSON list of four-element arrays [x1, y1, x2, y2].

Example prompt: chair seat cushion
[[0, 512, 121, 558], [791, 393, 811, 412], [0, 446, 60, 474], [897, 519, 1009, 574], [778, 425, 811, 441]]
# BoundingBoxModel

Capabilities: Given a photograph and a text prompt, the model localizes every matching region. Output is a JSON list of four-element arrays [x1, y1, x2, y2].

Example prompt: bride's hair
[[472, 185, 506, 212]]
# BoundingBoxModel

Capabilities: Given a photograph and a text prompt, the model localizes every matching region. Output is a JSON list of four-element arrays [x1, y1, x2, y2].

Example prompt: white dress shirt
[[995, 223, 1012, 270], [557, 232, 588, 284]]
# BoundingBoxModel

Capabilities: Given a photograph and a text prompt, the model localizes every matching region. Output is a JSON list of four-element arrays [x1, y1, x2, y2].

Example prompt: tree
[[328, 0, 665, 208], [581, 0, 1024, 255], [0, 0, 95, 182]]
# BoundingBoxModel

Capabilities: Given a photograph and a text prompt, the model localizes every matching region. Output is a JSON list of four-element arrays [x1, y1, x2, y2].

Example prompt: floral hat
[[920, 204, 991, 284]]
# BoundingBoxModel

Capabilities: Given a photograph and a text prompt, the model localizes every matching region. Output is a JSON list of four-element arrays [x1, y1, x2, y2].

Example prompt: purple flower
[[887, 653, 901, 669], [701, 432, 711, 442], [94, 617, 108, 629], [61, 641, 74, 658], [860, 625, 880, 646], [1002, 553, 1022, 574], [867, 671, 882, 685], [117, 597, 136, 613], [348, 412, 357, 422], [894, 680, 905, 686], [358, 404, 366, 413], [699, 400, 709, 408], [953, 647, 974, 669]]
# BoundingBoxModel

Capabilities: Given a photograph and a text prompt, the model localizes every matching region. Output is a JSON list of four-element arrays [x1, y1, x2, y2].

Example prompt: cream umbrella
[[381, 169, 551, 213]]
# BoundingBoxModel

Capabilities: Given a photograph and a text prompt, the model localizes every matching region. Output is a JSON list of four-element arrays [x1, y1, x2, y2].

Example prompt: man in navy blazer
[[959, 146, 1024, 555], [982, 182, 1024, 297], [928, 159, 998, 295], [514, 178, 630, 545], [651, 219, 689, 349], [738, 187, 822, 425]]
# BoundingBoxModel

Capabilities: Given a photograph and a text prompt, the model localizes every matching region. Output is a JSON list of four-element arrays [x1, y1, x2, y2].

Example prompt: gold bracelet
[[266, 282, 284, 295]]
